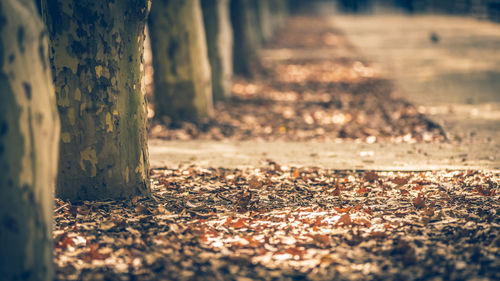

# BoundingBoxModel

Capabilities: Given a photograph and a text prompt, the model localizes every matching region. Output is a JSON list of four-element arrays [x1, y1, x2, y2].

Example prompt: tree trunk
[[44, 0, 150, 201], [149, 0, 213, 124], [202, 0, 233, 101], [230, 0, 261, 77], [255, 0, 273, 44], [0, 0, 59, 280], [269, 0, 289, 30]]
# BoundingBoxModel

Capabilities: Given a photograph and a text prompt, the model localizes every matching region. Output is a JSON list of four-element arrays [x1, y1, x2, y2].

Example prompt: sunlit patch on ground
[[54, 164, 499, 280]]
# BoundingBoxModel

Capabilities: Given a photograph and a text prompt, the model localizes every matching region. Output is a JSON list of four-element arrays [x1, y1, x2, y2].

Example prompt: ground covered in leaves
[[148, 17, 446, 143], [54, 163, 499, 281]]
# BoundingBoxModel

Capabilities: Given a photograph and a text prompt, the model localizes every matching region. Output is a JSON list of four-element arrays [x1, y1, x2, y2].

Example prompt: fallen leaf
[[231, 219, 247, 228], [84, 244, 111, 261], [236, 191, 252, 212], [135, 204, 150, 215], [337, 213, 352, 226], [370, 231, 386, 239], [223, 217, 233, 226], [393, 177, 410, 186], [332, 182, 341, 196], [312, 234, 331, 246], [354, 218, 371, 227], [357, 186, 369, 195], [423, 207, 435, 217], [248, 175, 263, 189], [474, 186, 495, 196], [286, 247, 305, 259], [364, 171, 378, 182], [100, 221, 116, 231], [334, 207, 351, 213], [55, 235, 75, 249], [413, 192, 426, 209]]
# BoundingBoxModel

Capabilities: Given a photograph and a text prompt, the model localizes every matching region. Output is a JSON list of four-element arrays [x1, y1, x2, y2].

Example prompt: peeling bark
[[0, 0, 59, 280], [202, 0, 233, 101], [149, 0, 213, 124], [44, 0, 151, 201]]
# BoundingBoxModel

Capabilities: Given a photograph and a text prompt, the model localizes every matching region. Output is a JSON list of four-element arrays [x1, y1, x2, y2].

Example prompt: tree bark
[[149, 0, 213, 123], [255, 0, 273, 44], [44, 0, 151, 201], [202, 0, 233, 101], [269, 0, 289, 30], [0, 0, 59, 280], [230, 0, 261, 77]]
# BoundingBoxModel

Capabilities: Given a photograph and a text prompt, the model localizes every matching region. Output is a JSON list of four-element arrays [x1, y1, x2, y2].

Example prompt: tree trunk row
[[148, 0, 290, 120], [1, 1, 291, 280]]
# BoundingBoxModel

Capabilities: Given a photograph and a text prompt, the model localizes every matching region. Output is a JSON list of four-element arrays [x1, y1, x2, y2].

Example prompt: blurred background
[[294, 0, 500, 19]]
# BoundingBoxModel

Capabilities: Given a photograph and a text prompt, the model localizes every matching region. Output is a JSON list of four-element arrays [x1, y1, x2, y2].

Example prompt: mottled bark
[[44, 0, 150, 201], [0, 0, 59, 280], [149, 0, 213, 123], [230, 0, 261, 77], [202, 0, 233, 101]]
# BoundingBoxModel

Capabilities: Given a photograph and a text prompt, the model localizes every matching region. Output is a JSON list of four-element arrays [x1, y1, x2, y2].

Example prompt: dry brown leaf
[[474, 186, 496, 196], [231, 218, 247, 228], [337, 213, 352, 226], [370, 231, 386, 239], [312, 234, 331, 246], [357, 186, 369, 194], [413, 192, 426, 209], [84, 244, 110, 261], [363, 171, 378, 182], [334, 207, 351, 213], [236, 191, 252, 212], [332, 182, 341, 196], [354, 218, 371, 227], [393, 176, 410, 186], [248, 175, 263, 189]]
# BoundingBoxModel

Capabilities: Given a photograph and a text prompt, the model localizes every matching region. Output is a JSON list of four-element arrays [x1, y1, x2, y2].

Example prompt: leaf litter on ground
[[54, 163, 500, 281]]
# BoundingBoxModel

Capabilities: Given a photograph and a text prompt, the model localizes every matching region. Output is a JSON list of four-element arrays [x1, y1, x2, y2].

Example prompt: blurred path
[[149, 11, 500, 171], [330, 10, 500, 164]]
